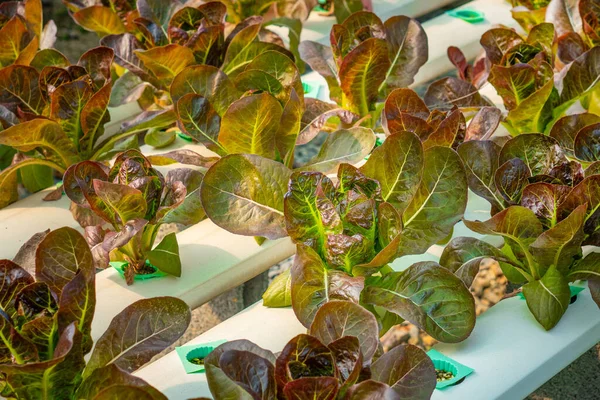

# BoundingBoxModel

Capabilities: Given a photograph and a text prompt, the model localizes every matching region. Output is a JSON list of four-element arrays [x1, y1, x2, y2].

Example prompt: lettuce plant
[[0, 0, 57, 68], [205, 300, 437, 399], [442, 197, 600, 330], [429, 24, 599, 135], [257, 131, 477, 343], [457, 131, 595, 214], [83, 1, 305, 109], [446, 133, 600, 329], [63, 150, 205, 285], [0, 227, 190, 399], [299, 11, 428, 127], [0, 47, 174, 209]]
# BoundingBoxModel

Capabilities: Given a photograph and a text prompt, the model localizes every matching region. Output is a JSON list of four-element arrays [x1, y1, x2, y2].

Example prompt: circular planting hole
[[186, 346, 214, 366], [433, 359, 459, 382]]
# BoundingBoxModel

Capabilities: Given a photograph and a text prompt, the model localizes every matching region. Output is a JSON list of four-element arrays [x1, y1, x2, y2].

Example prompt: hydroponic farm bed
[[0, 0, 599, 399]]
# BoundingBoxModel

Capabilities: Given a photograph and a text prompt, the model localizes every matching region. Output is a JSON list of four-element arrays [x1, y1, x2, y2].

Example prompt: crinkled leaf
[[480, 28, 524, 65], [494, 158, 530, 204], [0, 119, 77, 168], [396, 146, 467, 257], [521, 182, 572, 228], [218, 93, 283, 159], [464, 206, 543, 273], [301, 127, 375, 174], [0, 259, 34, 319], [35, 227, 94, 296], [499, 134, 568, 176], [382, 88, 430, 137], [422, 108, 465, 149], [558, 175, 600, 245], [0, 323, 85, 400], [549, 113, 600, 157], [170, 65, 238, 116], [85, 296, 190, 377], [297, 98, 355, 145], [530, 204, 586, 275], [175, 93, 223, 154], [284, 171, 342, 255], [50, 80, 93, 145], [361, 262, 476, 343], [14, 281, 57, 319], [201, 154, 291, 239], [0, 65, 42, 113], [205, 340, 275, 400], [291, 244, 364, 327], [371, 344, 436, 400], [574, 122, 600, 161], [135, 44, 195, 85], [324, 233, 374, 272], [380, 15, 428, 92], [457, 140, 505, 212], [0, 310, 40, 364], [275, 334, 335, 391], [92, 179, 147, 226], [424, 77, 489, 110], [360, 131, 423, 215], [218, 349, 277, 399], [309, 300, 378, 361], [339, 38, 389, 115]]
